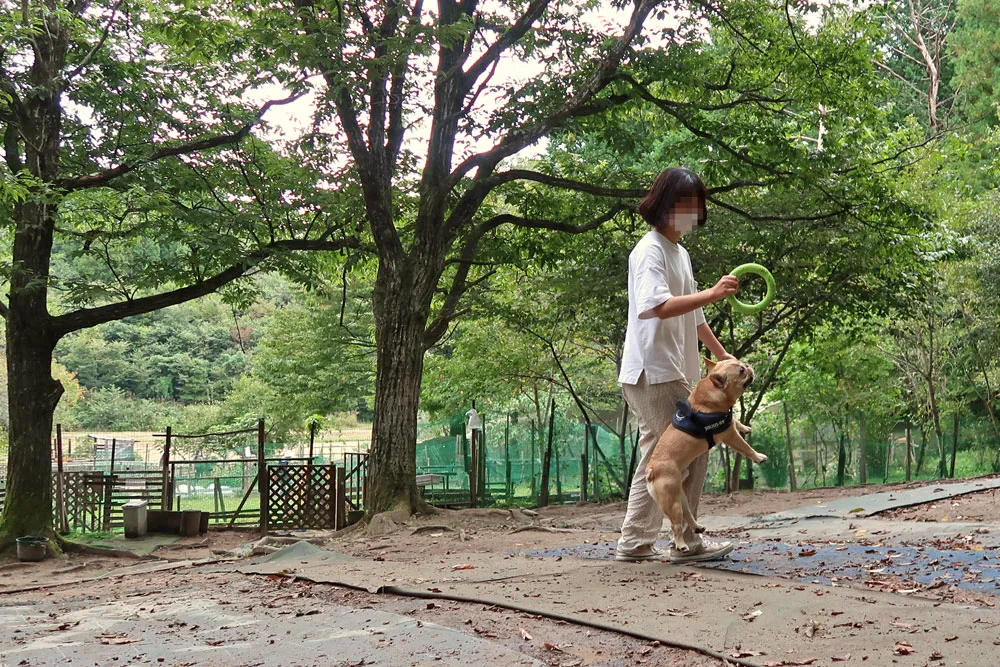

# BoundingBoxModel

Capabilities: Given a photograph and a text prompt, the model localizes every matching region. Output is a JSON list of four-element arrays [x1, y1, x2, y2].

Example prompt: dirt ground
[[878, 486, 1000, 522], [1, 555, 714, 666], [3, 479, 1000, 666]]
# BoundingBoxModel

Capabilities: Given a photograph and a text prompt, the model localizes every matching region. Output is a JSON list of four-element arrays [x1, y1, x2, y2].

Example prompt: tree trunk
[[0, 16, 69, 543], [1, 314, 63, 540], [836, 433, 847, 487], [365, 266, 429, 515], [916, 425, 927, 474], [729, 454, 743, 493]]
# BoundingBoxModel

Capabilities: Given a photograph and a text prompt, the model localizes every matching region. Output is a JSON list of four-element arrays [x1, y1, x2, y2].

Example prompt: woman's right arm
[[649, 275, 739, 319]]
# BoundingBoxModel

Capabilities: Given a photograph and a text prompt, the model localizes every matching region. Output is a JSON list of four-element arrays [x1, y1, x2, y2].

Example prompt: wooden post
[[905, 423, 912, 481], [783, 403, 798, 492], [215, 477, 226, 514], [309, 421, 316, 462], [469, 427, 478, 508], [102, 475, 114, 531], [480, 413, 487, 502], [335, 466, 347, 530], [109, 438, 117, 475], [307, 421, 316, 511], [161, 426, 172, 510], [258, 418, 267, 533], [55, 424, 68, 533]]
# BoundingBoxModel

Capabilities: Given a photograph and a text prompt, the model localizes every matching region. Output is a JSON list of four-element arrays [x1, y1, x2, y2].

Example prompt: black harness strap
[[671, 400, 733, 449]]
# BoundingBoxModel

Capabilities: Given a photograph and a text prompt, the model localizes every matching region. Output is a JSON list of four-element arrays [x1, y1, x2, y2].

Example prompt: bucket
[[16, 536, 49, 562]]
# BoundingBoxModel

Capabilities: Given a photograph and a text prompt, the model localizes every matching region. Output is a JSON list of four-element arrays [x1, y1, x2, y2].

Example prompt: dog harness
[[671, 401, 733, 449]]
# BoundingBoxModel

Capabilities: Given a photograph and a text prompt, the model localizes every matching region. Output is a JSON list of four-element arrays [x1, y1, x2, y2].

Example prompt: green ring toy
[[726, 263, 776, 315]]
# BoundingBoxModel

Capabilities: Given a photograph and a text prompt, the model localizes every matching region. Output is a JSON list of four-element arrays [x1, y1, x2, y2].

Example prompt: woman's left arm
[[697, 323, 735, 361]]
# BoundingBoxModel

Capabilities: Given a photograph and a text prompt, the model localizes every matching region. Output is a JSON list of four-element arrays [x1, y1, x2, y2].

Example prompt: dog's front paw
[[753, 453, 768, 464]]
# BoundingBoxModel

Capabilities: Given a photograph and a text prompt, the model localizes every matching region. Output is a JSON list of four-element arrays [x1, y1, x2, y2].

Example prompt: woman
[[616, 167, 740, 563]]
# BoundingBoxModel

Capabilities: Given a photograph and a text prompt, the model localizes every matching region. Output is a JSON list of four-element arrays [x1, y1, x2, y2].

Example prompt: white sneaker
[[615, 544, 666, 562], [668, 537, 734, 563]]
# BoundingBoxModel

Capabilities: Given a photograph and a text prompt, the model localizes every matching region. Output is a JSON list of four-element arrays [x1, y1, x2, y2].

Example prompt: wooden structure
[[264, 464, 347, 530]]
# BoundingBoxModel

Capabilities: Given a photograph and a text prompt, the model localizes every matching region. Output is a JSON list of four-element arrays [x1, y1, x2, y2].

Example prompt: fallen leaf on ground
[[945, 635, 958, 642], [519, 627, 532, 641], [544, 642, 566, 653], [763, 659, 817, 666], [930, 651, 944, 661], [731, 649, 765, 658], [893, 642, 915, 656], [743, 610, 763, 622], [664, 609, 693, 617], [831, 655, 851, 662], [452, 564, 475, 570], [99, 635, 139, 646], [798, 549, 817, 557]]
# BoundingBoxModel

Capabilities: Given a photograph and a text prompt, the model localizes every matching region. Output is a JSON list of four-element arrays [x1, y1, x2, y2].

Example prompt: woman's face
[[666, 196, 701, 235]]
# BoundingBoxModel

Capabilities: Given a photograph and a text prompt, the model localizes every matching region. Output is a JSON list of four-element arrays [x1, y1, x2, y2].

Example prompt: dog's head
[[702, 357, 755, 403]]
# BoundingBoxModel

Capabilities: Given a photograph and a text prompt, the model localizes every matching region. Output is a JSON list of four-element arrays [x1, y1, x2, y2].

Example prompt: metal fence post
[[258, 418, 267, 533]]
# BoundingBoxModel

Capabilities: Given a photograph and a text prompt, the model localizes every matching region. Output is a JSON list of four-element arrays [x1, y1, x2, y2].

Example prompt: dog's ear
[[710, 371, 728, 390], [703, 357, 717, 371]]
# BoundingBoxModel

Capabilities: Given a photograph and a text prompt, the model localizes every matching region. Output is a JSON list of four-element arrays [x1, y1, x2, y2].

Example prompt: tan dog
[[645, 358, 768, 553]]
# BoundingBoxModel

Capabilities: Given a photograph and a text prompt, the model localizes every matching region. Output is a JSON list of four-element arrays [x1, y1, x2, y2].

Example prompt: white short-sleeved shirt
[[618, 230, 706, 386]]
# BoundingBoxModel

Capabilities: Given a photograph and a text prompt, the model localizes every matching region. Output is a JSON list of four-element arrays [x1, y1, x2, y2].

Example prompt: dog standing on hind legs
[[645, 357, 768, 554]]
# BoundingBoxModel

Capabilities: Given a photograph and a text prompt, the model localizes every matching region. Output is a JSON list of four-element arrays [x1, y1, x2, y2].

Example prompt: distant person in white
[[616, 167, 741, 563]]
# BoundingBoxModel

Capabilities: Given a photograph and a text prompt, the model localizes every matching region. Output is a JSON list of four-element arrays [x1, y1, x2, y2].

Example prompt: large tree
[[261, 0, 947, 513], [0, 1, 356, 541]]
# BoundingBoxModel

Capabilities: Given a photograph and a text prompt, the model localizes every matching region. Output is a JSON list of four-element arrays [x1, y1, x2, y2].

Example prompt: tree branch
[[51, 236, 360, 336], [709, 195, 848, 222], [0, 300, 8, 319], [56, 93, 305, 191], [447, 0, 658, 187], [3, 123, 22, 173], [424, 203, 626, 347], [485, 169, 775, 199], [462, 0, 551, 83], [386, 0, 423, 165], [64, 0, 124, 82]]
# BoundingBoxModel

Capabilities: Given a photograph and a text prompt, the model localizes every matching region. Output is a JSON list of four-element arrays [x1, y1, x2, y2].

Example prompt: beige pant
[[617, 372, 709, 553]]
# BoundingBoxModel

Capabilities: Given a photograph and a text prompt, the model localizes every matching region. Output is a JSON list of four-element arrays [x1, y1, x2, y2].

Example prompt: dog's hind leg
[[679, 468, 705, 534], [679, 484, 703, 534], [647, 465, 691, 552]]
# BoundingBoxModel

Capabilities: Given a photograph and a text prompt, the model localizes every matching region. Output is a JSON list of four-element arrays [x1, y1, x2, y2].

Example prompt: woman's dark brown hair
[[638, 167, 708, 229]]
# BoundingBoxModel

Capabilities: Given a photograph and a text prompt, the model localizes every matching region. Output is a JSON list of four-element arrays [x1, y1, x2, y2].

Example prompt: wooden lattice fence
[[264, 464, 346, 531], [61, 471, 107, 533]]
